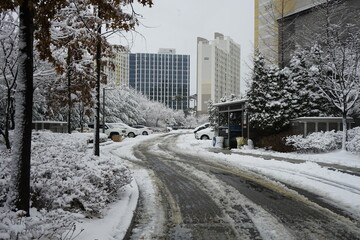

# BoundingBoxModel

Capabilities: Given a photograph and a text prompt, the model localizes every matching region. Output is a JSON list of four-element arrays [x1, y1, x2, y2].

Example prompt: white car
[[88, 123, 141, 138], [195, 127, 215, 140], [132, 125, 153, 135], [107, 123, 142, 138], [194, 122, 210, 133]]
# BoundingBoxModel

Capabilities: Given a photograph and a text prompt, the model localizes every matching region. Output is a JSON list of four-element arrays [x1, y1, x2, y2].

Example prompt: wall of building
[[255, 0, 360, 66], [254, 0, 326, 65], [280, 0, 360, 66]]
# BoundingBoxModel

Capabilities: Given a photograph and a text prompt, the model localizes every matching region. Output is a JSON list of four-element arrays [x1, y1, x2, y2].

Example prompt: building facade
[[255, 0, 360, 66], [254, 0, 324, 65], [196, 33, 241, 114], [128, 49, 190, 110], [104, 50, 129, 86]]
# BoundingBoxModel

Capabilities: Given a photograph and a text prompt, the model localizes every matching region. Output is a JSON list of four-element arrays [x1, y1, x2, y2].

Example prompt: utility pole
[[94, 7, 101, 156]]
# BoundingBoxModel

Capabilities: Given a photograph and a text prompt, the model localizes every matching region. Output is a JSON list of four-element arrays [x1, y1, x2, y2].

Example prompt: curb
[[123, 178, 140, 240]]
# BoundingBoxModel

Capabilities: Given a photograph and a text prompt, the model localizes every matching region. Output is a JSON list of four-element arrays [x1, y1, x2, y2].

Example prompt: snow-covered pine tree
[[248, 51, 294, 134], [207, 98, 218, 131], [247, 53, 268, 131], [287, 49, 335, 118]]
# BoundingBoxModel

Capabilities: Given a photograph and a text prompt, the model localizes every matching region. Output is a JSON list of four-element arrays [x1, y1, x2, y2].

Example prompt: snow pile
[[0, 131, 132, 239], [286, 127, 360, 153]]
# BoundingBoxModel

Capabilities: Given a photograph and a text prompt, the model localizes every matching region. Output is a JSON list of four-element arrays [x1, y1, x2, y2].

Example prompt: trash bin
[[213, 136, 224, 148], [236, 137, 247, 148]]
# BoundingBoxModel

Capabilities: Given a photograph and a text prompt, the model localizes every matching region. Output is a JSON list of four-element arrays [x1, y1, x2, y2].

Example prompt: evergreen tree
[[207, 99, 218, 130], [287, 49, 336, 118]]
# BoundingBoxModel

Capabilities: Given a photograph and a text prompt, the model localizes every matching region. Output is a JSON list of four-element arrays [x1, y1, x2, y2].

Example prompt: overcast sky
[[111, 0, 255, 95]]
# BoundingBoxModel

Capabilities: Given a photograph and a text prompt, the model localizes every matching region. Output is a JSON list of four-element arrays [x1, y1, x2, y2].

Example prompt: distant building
[[129, 49, 190, 110], [255, 0, 360, 66], [196, 33, 241, 114], [104, 49, 129, 86]]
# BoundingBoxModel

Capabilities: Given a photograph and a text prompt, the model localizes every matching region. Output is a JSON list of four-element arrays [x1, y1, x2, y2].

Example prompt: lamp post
[[102, 87, 114, 133]]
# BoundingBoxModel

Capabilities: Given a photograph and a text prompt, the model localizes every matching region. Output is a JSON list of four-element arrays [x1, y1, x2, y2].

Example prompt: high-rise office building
[[196, 33, 241, 114], [128, 49, 190, 110]]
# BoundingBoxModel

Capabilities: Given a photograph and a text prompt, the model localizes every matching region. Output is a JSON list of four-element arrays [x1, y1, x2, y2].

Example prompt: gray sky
[[112, 0, 254, 95]]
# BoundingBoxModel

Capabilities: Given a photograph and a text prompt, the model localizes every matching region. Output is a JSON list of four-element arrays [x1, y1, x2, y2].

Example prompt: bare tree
[[0, 11, 18, 149], [255, 0, 298, 66], [310, 23, 360, 150]]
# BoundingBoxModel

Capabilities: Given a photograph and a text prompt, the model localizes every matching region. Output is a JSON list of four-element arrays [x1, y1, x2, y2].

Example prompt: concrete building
[[254, 0, 325, 65], [104, 50, 129, 86], [196, 33, 241, 114], [129, 49, 190, 110], [255, 0, 360, 66]]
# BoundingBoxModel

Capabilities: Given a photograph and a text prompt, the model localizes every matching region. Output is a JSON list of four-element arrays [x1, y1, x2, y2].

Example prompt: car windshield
[[108, 123, 124, 128]]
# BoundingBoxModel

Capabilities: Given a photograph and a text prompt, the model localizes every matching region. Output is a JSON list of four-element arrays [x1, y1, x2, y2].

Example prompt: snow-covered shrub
[[285, 130, 342, 153], [0, 209, 79, 240], [0, 131, 132, 238], [346, 127, 360, 153]]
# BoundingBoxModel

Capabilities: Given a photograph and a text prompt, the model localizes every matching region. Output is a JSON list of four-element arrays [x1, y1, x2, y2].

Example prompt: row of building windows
[[126, 53, 190, 110]]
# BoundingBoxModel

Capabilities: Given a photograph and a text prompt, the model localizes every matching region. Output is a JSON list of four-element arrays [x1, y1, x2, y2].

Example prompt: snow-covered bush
[[286, 128, 360, 153], [285, 130, 342, 153], [0, 131, 132, 238], [346, 127, 360, 153]]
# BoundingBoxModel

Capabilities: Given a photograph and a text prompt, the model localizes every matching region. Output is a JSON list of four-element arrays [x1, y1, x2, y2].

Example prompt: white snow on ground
[[175, 131, 360, 219], [234, 147, 360, 168], [2, 130, 359, 238], [74, 179, 138, 240], [79, 129, 360, 239], [75, 134, 166, 239]]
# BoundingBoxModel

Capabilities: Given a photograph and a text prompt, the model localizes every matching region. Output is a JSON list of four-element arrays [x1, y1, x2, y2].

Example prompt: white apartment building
[[197, 33, 241, 114], [104, 50, 129, 86]]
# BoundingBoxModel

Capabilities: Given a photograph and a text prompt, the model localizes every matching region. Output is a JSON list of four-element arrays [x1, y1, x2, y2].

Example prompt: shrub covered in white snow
[[346, 127, 360, 153], [286, 128, 360, 153], [0, 131, 132, 239]]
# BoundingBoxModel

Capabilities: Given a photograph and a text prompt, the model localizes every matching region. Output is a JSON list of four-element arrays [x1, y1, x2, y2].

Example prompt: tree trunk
[[67, 48, 72, 134], [3, 89, 12, 149], [8, 0, 34, 216], [94, 7, 102, 156], [341, 113, 347, 151]]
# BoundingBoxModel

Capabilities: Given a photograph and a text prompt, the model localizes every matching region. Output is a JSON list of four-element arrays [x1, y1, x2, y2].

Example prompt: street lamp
[[102, 87, 114, 133]]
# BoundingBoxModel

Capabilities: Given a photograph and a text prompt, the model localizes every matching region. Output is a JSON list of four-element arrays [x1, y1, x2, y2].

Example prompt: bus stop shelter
[[214, 99, 249, 148]]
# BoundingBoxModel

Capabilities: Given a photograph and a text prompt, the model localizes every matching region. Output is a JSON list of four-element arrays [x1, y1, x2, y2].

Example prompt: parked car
[[195, 127, 215, 140], [194, 123, 210, 134], [132, 125, 153, 135], [88, 123, 141, 138], [108, 123, 142, 138]]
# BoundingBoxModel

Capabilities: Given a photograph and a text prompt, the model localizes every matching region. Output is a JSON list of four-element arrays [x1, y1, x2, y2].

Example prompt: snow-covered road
[[106, 131, 360, 239]]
